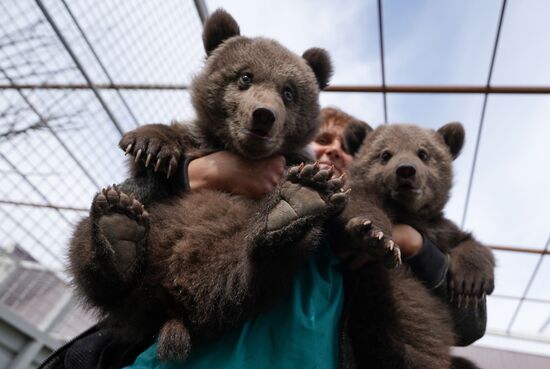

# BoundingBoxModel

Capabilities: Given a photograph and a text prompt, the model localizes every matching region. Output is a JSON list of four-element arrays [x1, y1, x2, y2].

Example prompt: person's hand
[[187, 151, 286, 199], [391, 224, 423, 258]]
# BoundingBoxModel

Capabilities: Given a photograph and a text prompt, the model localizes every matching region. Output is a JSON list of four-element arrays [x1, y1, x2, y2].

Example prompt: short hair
[[320, 107, 359, 130]]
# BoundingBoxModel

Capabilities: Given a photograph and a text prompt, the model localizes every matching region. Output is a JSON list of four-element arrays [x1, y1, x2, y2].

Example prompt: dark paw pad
[[345, 217, 402, 268], [157, 319, 191, 361], [267, 183, 324, 232], [92, 186, 148, 277], [287, 162, 349, 214]]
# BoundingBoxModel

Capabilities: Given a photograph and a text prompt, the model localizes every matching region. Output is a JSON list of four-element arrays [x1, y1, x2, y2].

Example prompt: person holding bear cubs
[[126, 107, 491, 369], [41, 9, 493, 369], [93, 108, 490, 369]]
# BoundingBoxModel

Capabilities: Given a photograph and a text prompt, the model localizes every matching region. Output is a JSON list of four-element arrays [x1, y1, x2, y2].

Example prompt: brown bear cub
[[69, 9, 345, 361], [334, 121, 495, 368]]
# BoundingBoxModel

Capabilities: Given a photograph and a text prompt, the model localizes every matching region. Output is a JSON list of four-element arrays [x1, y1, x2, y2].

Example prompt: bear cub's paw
[[345, 216, 402, 268], [119, 127, 181, 178], [91, 185, 149, 277], [286, 161, 349, 213], [448, 252, 495, 308], [266, 162, 348, 232]]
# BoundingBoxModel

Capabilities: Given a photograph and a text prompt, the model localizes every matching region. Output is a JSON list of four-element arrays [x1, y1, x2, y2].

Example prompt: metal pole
[[34, 0, 125, 135], [59, 0, 140, 128], [5, 83, 550, 94], [193, 0, 209, 24], [376, 0, 388, 123], [461, 0, 508, 228]]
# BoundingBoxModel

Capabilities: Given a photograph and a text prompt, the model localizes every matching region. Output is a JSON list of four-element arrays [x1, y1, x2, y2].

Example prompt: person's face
[[310, 124, 353, 177]]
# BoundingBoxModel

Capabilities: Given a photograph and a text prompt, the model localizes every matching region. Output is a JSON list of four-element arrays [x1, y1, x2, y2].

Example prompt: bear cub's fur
[[68, 9, 344, 361], [333, 121, 495, 368]]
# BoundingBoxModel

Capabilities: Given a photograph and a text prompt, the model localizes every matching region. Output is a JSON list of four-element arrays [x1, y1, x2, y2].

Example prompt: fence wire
[[0, 0, 203, 341]]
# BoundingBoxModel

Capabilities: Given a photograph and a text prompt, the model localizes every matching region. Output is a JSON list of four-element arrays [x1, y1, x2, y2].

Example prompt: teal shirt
[[124, 243, 344, 369]]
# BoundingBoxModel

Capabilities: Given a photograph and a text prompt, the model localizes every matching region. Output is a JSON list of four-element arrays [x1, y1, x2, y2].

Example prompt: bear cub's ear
[[302, 48, 333, 90], [203, 9, 241, 56], [343, 120, 373, 156], [436, 122, 465, 160]]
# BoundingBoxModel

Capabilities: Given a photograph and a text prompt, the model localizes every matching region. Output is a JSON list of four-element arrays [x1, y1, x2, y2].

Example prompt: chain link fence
[[0, 0, 205, 347]]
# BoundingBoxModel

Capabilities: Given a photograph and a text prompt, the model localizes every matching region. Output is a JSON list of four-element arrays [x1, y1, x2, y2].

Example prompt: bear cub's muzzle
[[248, 107, 276, 139], [391, 163, 423, 198]]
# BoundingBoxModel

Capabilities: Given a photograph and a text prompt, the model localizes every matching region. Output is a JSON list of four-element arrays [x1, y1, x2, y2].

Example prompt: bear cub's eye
[[282, 87, 294, 103], [239, 73, 253, 88], [417, 149, 429, 161], [380, 150, 392, 163]]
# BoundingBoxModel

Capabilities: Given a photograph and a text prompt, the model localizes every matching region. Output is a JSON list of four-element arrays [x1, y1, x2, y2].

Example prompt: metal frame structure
[[0, 305, 60, 369], [0, 2, 208, 368], [0, 1, 548, 365]]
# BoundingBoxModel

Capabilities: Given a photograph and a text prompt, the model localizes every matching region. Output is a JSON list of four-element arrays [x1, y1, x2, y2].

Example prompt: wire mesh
[[0, 0, 204, 341]]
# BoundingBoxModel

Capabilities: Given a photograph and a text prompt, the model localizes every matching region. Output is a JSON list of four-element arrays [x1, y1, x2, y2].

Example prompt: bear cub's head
[[191, 9, 333, 159], [344, 122, 465, 216]]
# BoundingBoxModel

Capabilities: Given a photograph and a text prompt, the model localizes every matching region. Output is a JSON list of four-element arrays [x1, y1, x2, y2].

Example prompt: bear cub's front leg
[[89, 185, 149, 283], [344, 214, 402, 268]]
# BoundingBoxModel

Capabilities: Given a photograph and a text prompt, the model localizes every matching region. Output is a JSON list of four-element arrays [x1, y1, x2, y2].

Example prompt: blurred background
[[0, 0, 548, 368]]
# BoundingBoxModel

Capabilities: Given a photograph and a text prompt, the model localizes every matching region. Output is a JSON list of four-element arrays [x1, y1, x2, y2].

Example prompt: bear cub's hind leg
[[266, 162, 348, 238]]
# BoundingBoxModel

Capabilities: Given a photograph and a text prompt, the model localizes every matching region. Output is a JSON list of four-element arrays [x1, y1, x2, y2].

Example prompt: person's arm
[[396, 226, 487, 346], [119, 150, 286, 206], [186, 151, 286, 199]]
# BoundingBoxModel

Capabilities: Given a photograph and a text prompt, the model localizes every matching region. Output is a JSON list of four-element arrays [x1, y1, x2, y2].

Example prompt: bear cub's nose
[[396, 164, 416, 178], [252, 107, 276, 133]]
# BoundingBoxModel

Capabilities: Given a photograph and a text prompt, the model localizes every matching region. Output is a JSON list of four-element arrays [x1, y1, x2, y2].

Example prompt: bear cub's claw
[[447, 245, 495, 308], [120, 130, 181, 179], [266, 162, 349, 233], [287, 161, 349, 214], [345, 216, 402, 269], [448, 265, 494, 309], [92, 185, 149, 223]]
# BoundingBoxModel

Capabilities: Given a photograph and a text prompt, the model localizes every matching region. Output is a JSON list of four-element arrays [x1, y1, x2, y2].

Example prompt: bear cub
[[68, 9, 346, 361], [340, 121, 495, 303], [334, 122, 495, 368]]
